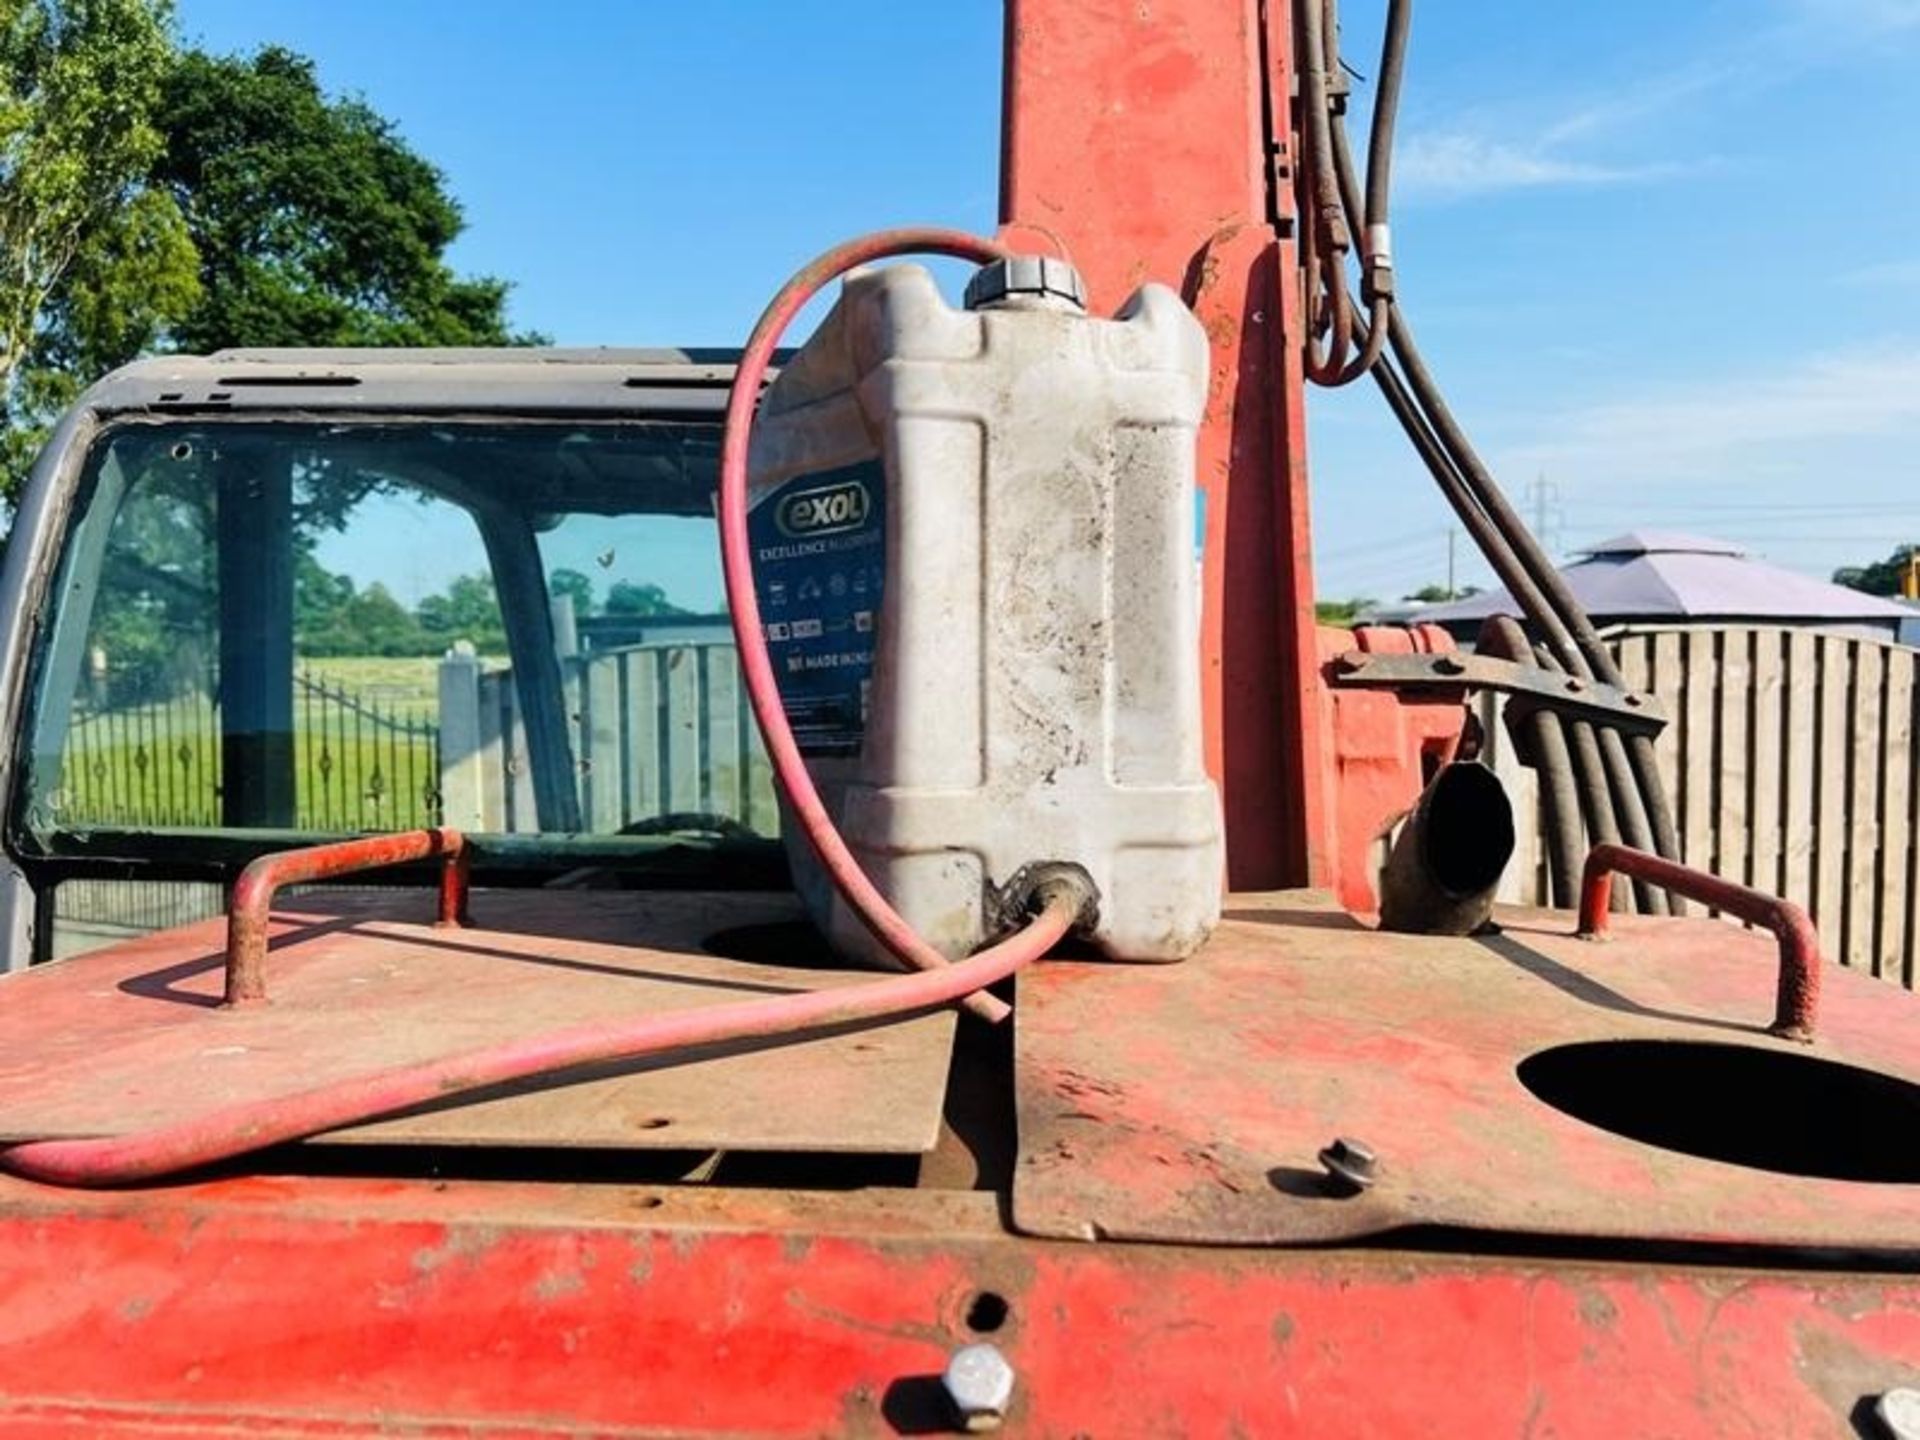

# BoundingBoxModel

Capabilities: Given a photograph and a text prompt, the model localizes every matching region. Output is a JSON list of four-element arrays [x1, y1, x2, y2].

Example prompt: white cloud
[[1784, 0, 1920, 35], [1502, 343, 1920, 487], [1844, 259, 1920, 287], [1395, 133, 1678, 201], [1391, 0, 1912, 205]]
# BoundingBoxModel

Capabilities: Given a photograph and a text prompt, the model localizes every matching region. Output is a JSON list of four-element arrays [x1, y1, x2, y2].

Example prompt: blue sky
[[176, 0, 1920, 605]]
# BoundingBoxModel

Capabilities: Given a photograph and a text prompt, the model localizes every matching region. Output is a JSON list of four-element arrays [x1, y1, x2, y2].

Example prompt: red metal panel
[[1013, 891, 1920, 1250], [999, 0, 1328, 892], [0, 1176, 1915, 1436], [1317, 622, 1467, 913]]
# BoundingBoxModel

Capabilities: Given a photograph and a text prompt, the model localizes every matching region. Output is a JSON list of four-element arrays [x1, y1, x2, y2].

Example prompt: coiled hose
[[0, 227, 1087, 1187]]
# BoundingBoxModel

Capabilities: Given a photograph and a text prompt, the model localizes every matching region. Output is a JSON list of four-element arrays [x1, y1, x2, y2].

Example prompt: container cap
[[964, 255, 1088, 312]]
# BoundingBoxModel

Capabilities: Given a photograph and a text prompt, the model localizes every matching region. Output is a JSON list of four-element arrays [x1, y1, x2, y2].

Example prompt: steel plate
[[1013, 891, 1920, 1252], [0, 890, 955, 1155]]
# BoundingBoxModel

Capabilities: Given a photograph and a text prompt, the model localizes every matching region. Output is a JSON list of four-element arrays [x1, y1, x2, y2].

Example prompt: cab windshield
[[17, 418, 778, 952]]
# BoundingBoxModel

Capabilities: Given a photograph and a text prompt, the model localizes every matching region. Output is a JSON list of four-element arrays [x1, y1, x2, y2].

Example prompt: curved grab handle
[[225, 828, 468, 1006], [1578, 843, 1820, 1043]]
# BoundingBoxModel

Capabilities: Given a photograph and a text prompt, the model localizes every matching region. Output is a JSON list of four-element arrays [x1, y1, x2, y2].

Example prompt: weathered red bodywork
[[0, 1174, 1916, 1438], [0, 5, 1914, 1437]]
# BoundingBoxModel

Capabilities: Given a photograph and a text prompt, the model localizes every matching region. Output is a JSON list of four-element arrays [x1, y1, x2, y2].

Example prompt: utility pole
[[1525, 474, 1562, 556], [1905, 547, 1920, 601]]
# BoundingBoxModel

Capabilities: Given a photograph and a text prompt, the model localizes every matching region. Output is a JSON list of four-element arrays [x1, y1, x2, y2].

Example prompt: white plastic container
[[747, 255, 1221, 966]]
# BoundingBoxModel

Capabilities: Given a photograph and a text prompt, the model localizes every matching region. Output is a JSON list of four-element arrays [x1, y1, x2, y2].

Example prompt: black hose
[[1298, 0, 1354, 385], [1382, 312, 1674, 911], [1306, 0, 1683, 910], [1480, 616, 1580, 907], [1364, 0, 1411, 258]]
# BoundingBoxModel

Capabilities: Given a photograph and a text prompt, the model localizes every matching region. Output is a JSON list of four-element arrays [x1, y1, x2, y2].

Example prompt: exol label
[[748, 461, 885, 757], [775, 478, 872, 538]]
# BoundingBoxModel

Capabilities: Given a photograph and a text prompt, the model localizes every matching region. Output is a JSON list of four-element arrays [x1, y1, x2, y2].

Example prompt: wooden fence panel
[[454, 641, 773, 838], [1876, 650, 1913, 983], [1783, 630, 1819, 909], [1715, 630, 1752, 890], [1845, 643, 1885, 975], [1748, 631, 1785, 898], [1502, 624, 1919, 986]]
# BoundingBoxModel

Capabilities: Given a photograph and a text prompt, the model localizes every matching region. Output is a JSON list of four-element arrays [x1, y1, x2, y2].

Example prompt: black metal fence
[[60, 672, 441, 832], [53, 672, 443, 955]]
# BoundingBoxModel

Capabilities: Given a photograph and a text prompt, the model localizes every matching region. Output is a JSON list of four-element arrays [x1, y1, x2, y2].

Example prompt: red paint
[[1001, 0, 1328, 891], [1316, 623, 1468, 914], [1580, 843, 1823, 1041], [225, 828, 468, 1006], [0, 1177, 1914, 1436]]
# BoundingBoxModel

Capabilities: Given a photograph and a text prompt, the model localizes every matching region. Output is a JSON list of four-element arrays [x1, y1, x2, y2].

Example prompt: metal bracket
[[1327, 651, 1668, 738]]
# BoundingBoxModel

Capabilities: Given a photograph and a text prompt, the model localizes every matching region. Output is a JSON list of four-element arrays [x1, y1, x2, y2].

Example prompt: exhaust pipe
[[1379, 762, 1516, 936]]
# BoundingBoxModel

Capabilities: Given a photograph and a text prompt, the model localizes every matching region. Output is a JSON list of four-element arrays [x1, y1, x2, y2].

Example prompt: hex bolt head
[[1318, 1136, 1379, 1193], [1431, 654, 1466, 676], [942, 1342, 1015, 1432], [1878, 1388, 1920, 1440]]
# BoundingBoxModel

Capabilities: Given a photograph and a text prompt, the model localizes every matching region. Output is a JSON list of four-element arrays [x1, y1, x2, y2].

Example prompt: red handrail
[[224, 828, 469, 1007], [1578, 843, 1821, 1043]]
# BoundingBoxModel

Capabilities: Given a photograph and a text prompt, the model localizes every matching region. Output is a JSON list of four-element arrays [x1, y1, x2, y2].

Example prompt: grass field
[[299, 654, 507, 713]]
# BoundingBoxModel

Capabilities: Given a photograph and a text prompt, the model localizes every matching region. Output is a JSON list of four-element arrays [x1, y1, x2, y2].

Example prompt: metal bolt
[[1430, 654, 1466, 676], [1317, 1136, 1378, 1193], [1565, 677, 1586, 693], [942, 1342, 1015, 1433], [1877, 1388, 1920, 1440]]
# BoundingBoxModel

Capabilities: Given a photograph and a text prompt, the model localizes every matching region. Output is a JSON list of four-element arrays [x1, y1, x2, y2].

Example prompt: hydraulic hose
[[717, 227, 1069, 1027], [1478, 617, 1580, 907], [1301, 0, 1408, 385], [1308, 0, 1681, 909], [0, 890, 1079, 1188], [1298, 0, 1354, 385]]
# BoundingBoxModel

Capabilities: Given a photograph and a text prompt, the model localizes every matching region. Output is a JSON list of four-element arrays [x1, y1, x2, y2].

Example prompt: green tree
[[0, 0, 193, 493], [547, 566, 595, 619], [336, 582, 423, 657], [5, 40, 536, 507], [0, 0, 178, 383], [416, 572, 507, 653], [154, 46, 524, 353], [605, 580, 685, 618], [1834, 545, 1919, 598], [1315, 597, 1376, 626]]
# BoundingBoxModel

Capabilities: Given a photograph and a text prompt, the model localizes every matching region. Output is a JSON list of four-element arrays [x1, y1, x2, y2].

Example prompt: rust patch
[[1577, 1287, 1620, 1331], [530, 1266, 585, 1303], [410, 1225, 502, 1276]]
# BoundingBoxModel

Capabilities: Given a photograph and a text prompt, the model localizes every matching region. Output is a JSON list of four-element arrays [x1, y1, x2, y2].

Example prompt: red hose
[[0, 894, 1077, 1187], [0, 227, 1087, 1187], [719, 228, 1031, 1025]]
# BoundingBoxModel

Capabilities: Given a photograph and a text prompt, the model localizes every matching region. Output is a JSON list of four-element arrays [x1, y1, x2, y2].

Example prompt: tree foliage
[[154, 46, 522, 353], [0, 0, 178, 383], [606, 579, 683, 617], [3, 35, 532, 507], [1315, 597, 1376, 625], [1834, 545, 1919, 598]]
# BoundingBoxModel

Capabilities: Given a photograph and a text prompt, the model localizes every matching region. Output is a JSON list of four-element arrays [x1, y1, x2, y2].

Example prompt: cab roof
[[77, 347, 765, 421]]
